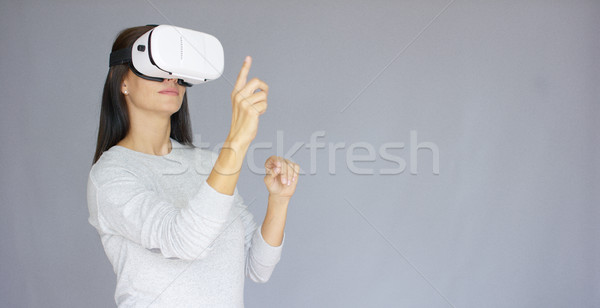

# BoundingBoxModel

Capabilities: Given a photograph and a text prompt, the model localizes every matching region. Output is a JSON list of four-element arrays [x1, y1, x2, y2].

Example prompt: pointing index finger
[[234, 56, 252, 92]]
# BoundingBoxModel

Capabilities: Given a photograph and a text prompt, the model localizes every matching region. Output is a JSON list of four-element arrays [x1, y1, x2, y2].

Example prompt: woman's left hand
[[264, 156, 299, 198]]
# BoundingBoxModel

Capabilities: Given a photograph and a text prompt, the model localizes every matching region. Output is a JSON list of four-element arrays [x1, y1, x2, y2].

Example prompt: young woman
[[87, 25, 299, 307]]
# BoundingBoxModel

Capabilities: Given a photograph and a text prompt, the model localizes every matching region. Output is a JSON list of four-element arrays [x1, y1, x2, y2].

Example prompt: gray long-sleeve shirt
[[86, 138, 285, 307]]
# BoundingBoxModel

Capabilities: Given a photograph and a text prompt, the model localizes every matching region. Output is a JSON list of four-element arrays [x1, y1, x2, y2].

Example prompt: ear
[[121, 71, 130, 95]]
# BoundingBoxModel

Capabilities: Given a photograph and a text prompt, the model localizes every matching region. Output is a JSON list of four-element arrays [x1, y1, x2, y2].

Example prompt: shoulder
[[88, 142, 221, 185], [88, 147, 147, 187]]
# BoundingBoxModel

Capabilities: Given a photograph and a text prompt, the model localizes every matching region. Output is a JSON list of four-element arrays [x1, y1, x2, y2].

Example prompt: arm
[[261, 195, 289, 247], [87, 164, 235, 261], [206, 55, 268, 196], [205, 140, 248, 196], [261, 156, 299, 246], [239, 156, 299, 283], [233, 190, 286, 283]]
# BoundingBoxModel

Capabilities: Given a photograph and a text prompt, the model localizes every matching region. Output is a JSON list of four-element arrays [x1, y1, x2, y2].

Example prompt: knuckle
[[234, 92, 244, 102]]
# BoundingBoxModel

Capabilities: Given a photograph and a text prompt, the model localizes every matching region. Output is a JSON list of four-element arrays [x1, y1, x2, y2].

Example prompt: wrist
[[268, 194, 291, 204], [213, 141, 248, 176], [224, 135, 251, 152]]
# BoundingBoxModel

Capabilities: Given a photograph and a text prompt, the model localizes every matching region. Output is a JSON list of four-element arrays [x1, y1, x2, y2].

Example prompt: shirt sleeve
[[87, 164, 235, 261], [232, 190, 285, 283]]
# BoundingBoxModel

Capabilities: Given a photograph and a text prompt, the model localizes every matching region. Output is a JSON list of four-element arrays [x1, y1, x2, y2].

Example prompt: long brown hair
[[92, 25, 194, 164]]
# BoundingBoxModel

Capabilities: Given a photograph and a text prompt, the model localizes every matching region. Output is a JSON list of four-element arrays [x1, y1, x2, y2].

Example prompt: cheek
[[128, 88, 155, 107], [131, 90, 149, 102]]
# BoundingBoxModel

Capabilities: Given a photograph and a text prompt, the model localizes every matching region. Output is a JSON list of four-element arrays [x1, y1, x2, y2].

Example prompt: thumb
[[265, 162, 281, 179], [265, 165, 281, 178], [265, 156, 281, 173]]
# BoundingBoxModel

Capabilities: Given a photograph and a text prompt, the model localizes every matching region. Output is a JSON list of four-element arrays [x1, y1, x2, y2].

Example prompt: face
[[121, 70, 186, 116]]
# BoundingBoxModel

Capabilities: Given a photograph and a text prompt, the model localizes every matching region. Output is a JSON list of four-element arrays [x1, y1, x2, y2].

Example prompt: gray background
[[1, 0, 598, 307]]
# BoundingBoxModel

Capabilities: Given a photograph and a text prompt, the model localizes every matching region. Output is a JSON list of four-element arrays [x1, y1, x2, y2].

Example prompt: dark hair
[[93, 25, 194, 164]]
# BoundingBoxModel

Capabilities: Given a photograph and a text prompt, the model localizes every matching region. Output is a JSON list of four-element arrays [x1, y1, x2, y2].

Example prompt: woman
[[87, 25, 299, 307]]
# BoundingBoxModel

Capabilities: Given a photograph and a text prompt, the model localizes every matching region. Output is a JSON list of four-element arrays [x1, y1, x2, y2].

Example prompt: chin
[[158, 99, 183, 112]]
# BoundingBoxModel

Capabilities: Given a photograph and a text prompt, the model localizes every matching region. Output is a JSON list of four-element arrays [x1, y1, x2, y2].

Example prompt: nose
[[163, 77, 185, 87]]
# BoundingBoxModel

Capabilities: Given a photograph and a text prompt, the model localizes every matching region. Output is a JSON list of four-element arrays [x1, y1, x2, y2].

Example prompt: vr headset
[[109, 24, 224, 87]]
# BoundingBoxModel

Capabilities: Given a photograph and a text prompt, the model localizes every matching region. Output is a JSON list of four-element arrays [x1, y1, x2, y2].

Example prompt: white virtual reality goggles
[[109, 24, 224, 87]]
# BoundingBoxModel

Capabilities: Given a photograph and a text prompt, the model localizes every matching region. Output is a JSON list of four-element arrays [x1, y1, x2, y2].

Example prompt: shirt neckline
[[112, 137, 183, 159]]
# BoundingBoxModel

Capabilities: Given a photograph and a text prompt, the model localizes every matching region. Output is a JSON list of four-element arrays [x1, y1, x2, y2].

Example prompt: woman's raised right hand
[[226, 56, 269, 148]]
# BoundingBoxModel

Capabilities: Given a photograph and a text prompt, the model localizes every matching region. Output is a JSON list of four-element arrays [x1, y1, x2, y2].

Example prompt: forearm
[[206, 140, 249, 196], [261, 195, 289, 247]]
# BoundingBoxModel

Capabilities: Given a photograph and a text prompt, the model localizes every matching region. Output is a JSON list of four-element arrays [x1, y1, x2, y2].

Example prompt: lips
[[159, 88, 179, 96]]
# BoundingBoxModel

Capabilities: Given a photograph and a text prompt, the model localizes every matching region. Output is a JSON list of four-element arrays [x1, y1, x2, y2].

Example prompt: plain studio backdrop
[[1, 1, 598, 307]]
